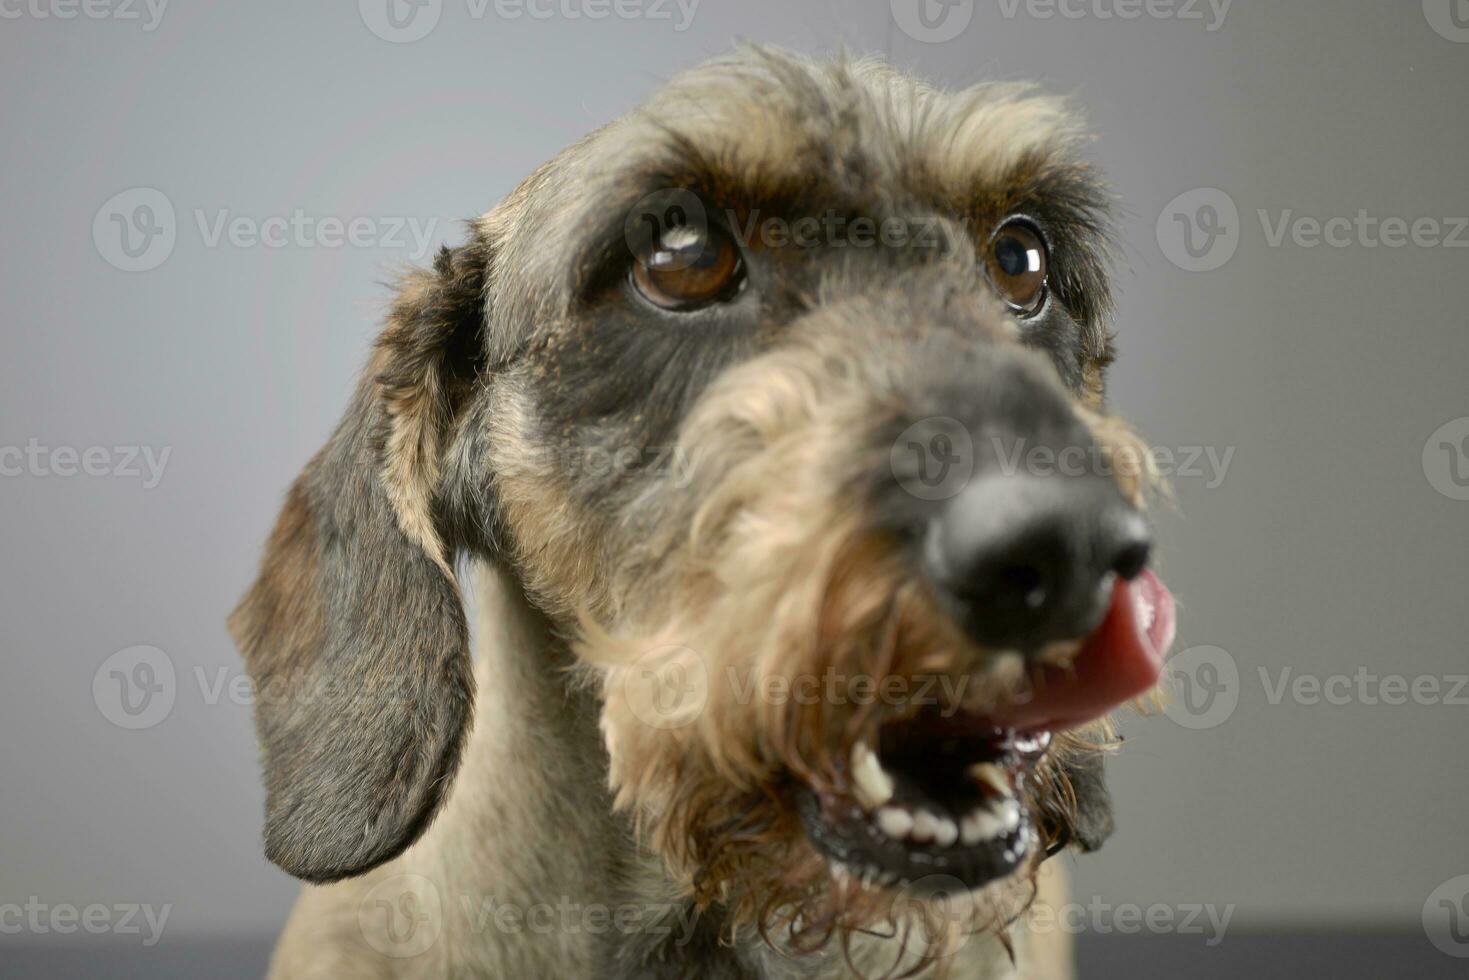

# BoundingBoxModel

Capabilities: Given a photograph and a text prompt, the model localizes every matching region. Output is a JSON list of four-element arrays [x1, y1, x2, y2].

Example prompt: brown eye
[[985, 221, 1048, 315], [631, 223, 743, 310]]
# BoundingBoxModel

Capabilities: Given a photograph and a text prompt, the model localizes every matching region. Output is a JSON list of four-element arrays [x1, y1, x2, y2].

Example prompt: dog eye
[[630, 222, 743, 311], [984, 221, 1048, 316]]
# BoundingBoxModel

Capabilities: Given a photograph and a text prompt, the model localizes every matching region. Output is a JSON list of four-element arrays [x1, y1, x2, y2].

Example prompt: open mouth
[[796, 720, 1049, 892], [796, 570, 1175, 892]]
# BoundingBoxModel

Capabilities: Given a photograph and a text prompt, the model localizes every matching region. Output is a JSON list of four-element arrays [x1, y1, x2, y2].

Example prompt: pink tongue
[[990, 569, 1175, 732]]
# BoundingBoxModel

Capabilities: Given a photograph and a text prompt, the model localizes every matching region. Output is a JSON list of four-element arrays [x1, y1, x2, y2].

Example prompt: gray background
[[2, 0, 1467, 975]]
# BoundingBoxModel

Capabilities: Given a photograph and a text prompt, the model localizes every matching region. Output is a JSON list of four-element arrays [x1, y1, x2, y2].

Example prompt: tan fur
[[245, 46, 1152, 980], [582, 326, 1149, 971]]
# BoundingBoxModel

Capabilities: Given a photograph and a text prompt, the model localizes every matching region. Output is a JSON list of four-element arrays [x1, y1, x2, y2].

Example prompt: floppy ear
[[1060, 751, 1114, 853], [229, 237, 490, 883]]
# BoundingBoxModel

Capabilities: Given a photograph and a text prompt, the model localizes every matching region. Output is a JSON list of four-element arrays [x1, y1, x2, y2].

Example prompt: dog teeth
[[910, 810, 939, 843], [850, 743, 895, 810], [1000, 799, 1021, 831], [877, 806, 914, 840], [874, 797, 1024, 849], [961, 808, 1005, 844], [968, 762, 1014, 799]]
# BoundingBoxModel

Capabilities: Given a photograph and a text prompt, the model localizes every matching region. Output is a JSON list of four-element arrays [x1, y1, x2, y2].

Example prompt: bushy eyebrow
[[561, 134, 823, 303], [557, 111, 1114, 334]]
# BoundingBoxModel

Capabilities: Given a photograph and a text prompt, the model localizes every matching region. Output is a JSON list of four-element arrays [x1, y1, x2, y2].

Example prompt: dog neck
[[408, 560, 754, 976]]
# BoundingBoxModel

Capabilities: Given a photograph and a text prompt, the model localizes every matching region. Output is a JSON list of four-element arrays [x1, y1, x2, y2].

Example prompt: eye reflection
[[985, 221, 1048, 315]]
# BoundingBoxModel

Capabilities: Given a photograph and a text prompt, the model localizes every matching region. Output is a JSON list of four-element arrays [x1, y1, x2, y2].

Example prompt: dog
[[229, 47, 1176, 979]]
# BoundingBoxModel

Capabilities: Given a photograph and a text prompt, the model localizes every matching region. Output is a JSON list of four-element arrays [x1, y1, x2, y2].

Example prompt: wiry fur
[[230, 46, 1156, 978]]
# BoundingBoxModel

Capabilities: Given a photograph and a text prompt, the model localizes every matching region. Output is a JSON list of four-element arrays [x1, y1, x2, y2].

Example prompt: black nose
[[922, 474, 1151, 651]]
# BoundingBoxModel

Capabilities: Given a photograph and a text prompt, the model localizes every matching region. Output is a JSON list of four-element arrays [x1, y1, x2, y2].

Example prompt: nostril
[[922, 473, 1153, 652], [995, 563, 1049, 610], [1111, 541, 1151, 581]]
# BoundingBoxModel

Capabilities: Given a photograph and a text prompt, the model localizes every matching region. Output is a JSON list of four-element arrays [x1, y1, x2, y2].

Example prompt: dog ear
[[1061, 751, 1114, 852], [229, 238, 490, 883]]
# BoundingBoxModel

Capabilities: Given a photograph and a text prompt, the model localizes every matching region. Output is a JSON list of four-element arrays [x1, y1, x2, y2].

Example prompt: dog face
[[231, 48, 1174, 965]]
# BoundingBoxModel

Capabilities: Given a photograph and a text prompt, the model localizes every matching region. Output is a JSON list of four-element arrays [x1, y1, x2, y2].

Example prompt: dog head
[[230, 47, 1173, 966]]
